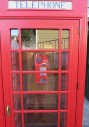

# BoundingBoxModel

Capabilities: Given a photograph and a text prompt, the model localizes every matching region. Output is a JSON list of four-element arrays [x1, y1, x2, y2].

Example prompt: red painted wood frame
[[1, 19, 79, 127], [0, 38, 5, 127]]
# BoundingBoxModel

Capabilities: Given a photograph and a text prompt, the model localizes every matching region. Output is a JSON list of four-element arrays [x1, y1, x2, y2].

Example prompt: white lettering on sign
[[8, 1, 72, 10]]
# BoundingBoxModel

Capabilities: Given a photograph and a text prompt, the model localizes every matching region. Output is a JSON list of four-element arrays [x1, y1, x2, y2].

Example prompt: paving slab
[[82, 98, 89, 126]]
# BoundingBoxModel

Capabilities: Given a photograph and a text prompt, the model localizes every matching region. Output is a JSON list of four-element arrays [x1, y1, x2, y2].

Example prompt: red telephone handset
[[35, 54, 48, 84]]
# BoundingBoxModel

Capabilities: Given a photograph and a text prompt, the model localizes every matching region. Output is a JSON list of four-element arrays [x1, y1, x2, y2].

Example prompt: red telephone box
[[0, 0, 87, 127]]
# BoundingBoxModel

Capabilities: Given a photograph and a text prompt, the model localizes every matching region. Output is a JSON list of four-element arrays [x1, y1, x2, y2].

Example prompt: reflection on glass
[[23, 94, 58, 110], [13, 94, 21, 110], [14, 114, 22, 127], [11, 52, 19, 70], [12, 74, 20, 91], [60, 112, 67, 127], [60, 94, 67, 110], [61, 74, 68, 91], [24, 113, 58, 127], [22, 52, 58, 71], [11, 29, 19, 50], [21, 29, 36, 49], [21, 29, 59, 49], [61, 52, 69, 70], [62, 30, 70, 49], [22, 74, 58, 91]]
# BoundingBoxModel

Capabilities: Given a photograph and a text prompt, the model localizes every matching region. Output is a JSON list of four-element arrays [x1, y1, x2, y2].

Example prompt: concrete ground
[[82, 98, 89, 127]]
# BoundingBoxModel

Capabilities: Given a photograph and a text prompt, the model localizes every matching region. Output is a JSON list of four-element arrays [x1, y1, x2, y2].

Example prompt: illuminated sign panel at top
[[8, 1, 72, 10]]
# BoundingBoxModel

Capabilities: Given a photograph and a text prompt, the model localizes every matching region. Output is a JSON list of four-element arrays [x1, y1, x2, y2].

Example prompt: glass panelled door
[[3, 20, 79, 127]]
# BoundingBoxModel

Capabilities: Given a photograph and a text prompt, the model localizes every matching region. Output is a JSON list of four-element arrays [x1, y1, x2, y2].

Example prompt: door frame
[[75, 17, 87, 127], [0, 32, 5, 127], [0, 17, 87, 127]]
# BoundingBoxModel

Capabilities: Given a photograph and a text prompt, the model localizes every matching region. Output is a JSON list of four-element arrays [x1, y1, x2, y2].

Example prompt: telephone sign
[[8, 1, 72, 10]]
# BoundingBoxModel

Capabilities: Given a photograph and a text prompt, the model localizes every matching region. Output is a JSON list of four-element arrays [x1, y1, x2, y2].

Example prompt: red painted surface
[[0, 0, 87, 127], [1, 19, 79, 127], [0, 42, 5, 127]]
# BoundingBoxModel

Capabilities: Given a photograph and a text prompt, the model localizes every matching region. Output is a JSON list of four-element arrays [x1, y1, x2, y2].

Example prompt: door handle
[[6, 105, 10, 116]]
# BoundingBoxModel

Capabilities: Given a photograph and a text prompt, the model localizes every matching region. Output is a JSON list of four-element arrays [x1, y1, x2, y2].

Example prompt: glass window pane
[[13, 94, 21, 110], [12, 74, 20, 91], [61, 74, 68, 91], [14, 114, 22, 127], [11, 29, 19, 50], [24, 113, 58, 127], [62, 30, 70, 49], [22, 73, 58, 91], [21, 29, 59, 49], [11, 52, 19, 71], [22, 52, 58, 71], [60, 94, 68, 110], [23, 94, 58, 110], [60, 112, 67, 127], [61, 52, 69, 70]]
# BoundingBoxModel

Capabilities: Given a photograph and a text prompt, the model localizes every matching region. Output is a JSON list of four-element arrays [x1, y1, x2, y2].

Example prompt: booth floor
[[82, 98, 89, 127]]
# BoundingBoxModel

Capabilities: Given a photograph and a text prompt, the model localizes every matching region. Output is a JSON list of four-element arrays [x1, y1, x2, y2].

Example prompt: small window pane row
[[14, 112, 67, 127], [11, 52, 69, 71], [13, 94, 68, 110], [12, 73, 68, 91], [10, 29, 70, 50]]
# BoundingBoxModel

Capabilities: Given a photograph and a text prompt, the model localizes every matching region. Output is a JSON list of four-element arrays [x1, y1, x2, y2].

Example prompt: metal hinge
[[76, 83, 78, 89], [78, 27, 80, 35]]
